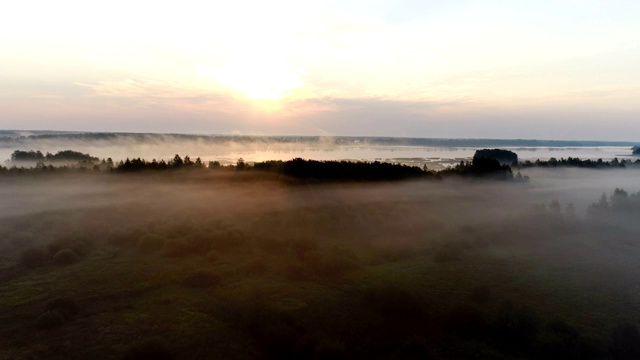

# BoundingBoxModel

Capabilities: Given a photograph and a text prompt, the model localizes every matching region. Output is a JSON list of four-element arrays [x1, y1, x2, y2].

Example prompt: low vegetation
[[1, 169, 640, 359]]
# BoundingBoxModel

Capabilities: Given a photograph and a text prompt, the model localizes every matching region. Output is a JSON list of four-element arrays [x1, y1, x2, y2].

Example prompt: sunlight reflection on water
[[1, 144, 636, 170]]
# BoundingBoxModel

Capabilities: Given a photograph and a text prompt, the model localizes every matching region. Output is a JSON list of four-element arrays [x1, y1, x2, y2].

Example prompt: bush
[[243, 307, 314, 359], [442, 305, 488, 338], [304, 246, 360, 278], [243, 259, 267, 276], [137, 234, 166, 254], [493, 302, 540, 354], [469, 286, 491, 304], [182, 271, 222, 288], [210, 230, 246, 252], [538, 319, 585, 359], [361, 286, 426, 324], [53, 249, 79, 265], [35, 311, 65, 330], [289, 238, 319, 260], [124, 338, 175, 360], [204, 251, 219, 263], [162, 232, 215, 258], [19, 247, 48, 267], [389, 336, 432, 360], [46, 297, 79, 320], [284, 263, 307, 281], [47, 234, 92, 257], [107, 228, 144, 248], [610, 323, 640, 360], [162, 239, 201, 258], [432, 245, 462, 263]]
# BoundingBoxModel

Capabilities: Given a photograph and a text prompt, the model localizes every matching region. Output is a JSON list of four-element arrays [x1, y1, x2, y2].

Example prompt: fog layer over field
[[1, 169, 640, 358], [2, 167, 638, 218]]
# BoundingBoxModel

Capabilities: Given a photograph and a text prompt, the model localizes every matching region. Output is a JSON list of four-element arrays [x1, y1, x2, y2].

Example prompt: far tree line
[[3, 148, 639, 181], [11, 150, 98, 162]]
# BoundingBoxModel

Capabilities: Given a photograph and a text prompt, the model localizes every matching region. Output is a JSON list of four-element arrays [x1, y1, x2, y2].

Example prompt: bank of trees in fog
[[2, 148, 640, 183], [1, 151, 522, 181], [520, 157, 634, 168], [587, 187, 640, 217], [10, 150, 98, 163]]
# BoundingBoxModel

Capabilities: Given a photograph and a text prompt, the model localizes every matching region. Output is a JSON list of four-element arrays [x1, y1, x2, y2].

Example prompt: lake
[[1, 132, 637, 169]]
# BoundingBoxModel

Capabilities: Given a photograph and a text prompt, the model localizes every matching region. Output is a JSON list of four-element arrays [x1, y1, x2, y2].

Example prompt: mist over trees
[[11, 150, 98, 163], [519, 157, 634, 169], [1, 169, 640, 359]]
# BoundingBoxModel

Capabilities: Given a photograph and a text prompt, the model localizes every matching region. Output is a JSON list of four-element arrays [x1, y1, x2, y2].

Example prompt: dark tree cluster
[[116, 154, 204, 172], [519, 157, 634, 168], [474, 148, 518, 165], [11, 149, 98, 163], [253, 158, 430, 181], [440, 155, 515, 180], [10, 150, 45, 161], [113, 155, 431, 181], [588, 188, 640, 216]]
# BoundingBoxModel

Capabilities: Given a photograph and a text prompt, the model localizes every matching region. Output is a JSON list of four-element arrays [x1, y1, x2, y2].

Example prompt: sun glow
[[199, 61, 304, 101]]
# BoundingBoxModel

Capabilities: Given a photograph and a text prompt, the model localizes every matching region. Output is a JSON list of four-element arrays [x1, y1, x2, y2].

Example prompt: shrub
[[182, 271, 222, 288], [35, 311, 65, 330], [162, 231, 216, 258], [361, 286, 426, 323], [432, 245, 462, 263], [243, 259, 267, 276], [46, 297, 79, 320], [289, 238, 319, 260], [442, 305, 488, 338], [493, 302, 540, 354], [47, 234, 92, 257], [124, 338, 175, 360], [19, 247, 48, 267], [162, 239, 200, 258], [304, 246, 360, 278], [389, 336, 432, 360], [107, 228, 144, 248], [539, 319, 585, 359], [243, 307, 314, 359], [610, 323, 640, 360], [53, 249, 79, 265], [137, 234, 166, 254], [210, 230, 246, 252], [284, 263, 307, 281], [204, 251, 219, 263], [469, 286, 491, 304]]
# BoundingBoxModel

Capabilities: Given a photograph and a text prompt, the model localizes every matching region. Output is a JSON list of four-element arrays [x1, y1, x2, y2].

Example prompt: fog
[[516, 167, 640, 214], [2, 132, 637, 170], [2, 165, 640, 359]]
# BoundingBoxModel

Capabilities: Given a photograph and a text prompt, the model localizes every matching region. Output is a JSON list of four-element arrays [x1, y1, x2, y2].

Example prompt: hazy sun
[[198, 62, 304, 101]]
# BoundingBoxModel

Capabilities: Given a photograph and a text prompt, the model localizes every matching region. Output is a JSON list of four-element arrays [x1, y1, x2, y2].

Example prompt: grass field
[[1, 171, 639, 359]]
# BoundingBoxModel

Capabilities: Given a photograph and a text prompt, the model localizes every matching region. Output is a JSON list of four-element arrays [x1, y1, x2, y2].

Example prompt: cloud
[[76, 79, 199, 98]]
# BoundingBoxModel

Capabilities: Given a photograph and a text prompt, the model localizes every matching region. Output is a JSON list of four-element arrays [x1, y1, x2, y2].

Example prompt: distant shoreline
[[1, 130, 638, 148]]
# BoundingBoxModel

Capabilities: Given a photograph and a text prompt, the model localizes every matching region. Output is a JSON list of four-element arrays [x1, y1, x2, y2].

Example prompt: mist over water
[[1, 132, 637, 169]]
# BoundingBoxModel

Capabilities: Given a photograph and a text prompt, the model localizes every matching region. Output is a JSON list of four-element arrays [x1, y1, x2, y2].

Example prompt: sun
[[198, 62, 304, 101]]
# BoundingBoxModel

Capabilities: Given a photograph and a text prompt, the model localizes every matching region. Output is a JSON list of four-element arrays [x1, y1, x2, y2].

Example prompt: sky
[[1, 0, 639, 140]]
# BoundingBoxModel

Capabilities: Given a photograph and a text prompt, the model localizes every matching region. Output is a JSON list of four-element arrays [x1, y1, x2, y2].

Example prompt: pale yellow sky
[[1, 0, 639, 140]]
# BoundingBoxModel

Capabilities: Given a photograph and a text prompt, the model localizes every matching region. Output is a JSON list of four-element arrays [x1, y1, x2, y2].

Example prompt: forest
[[1, 151, 640, 359]]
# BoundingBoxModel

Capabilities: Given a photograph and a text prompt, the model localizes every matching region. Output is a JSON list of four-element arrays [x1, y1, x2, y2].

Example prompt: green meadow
[[1, 171, 639, 359]]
